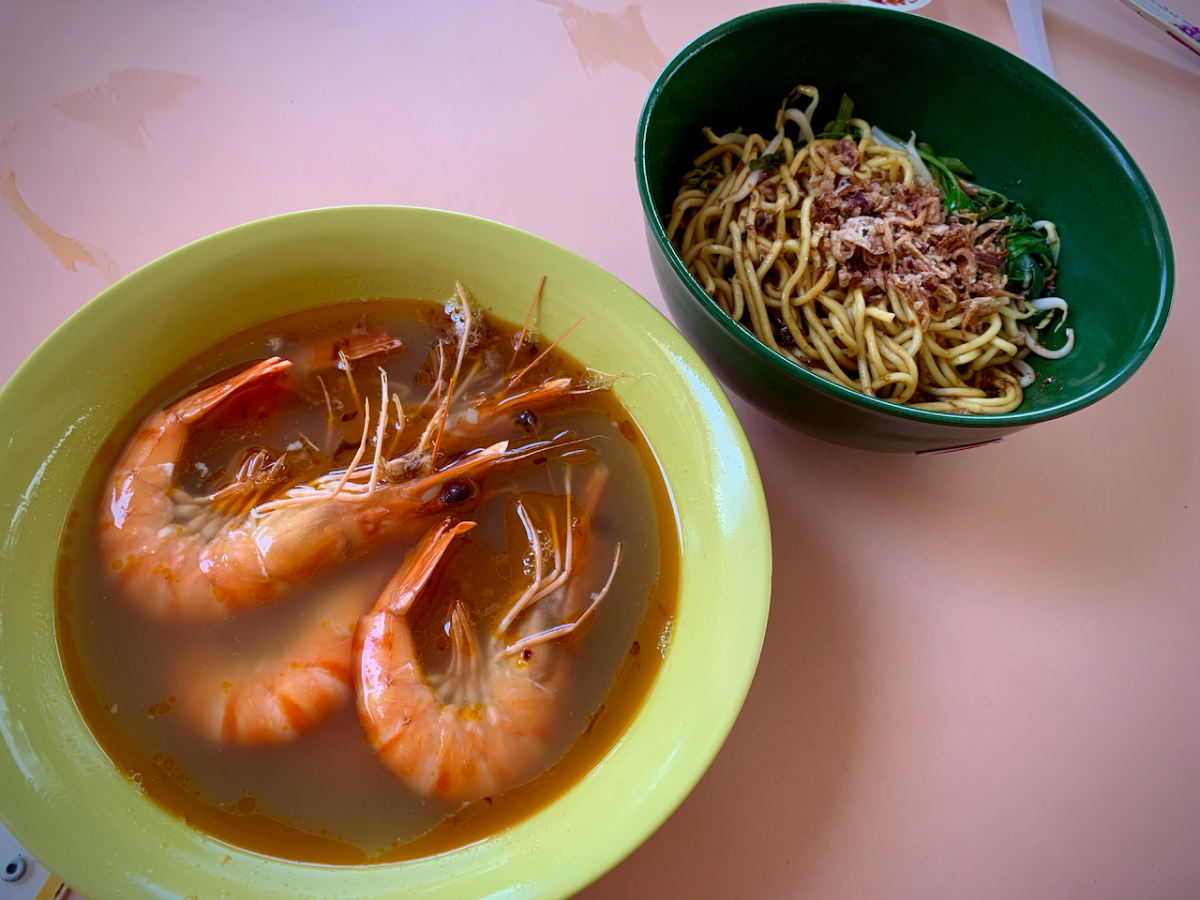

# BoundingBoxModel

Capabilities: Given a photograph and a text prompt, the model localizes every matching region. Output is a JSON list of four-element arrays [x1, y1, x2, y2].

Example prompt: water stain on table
[[0, 124, 120, 284], [54, 67, 200, 152], [537, 0, 666, 81]]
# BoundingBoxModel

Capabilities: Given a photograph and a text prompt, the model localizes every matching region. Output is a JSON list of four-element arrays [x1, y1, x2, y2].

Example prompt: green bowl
[[636, 3, 1174, 453], [0, 207, 769, 898]]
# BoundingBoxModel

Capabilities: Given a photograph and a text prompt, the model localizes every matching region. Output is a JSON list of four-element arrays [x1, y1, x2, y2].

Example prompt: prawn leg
[[495, 543, 622, 661]]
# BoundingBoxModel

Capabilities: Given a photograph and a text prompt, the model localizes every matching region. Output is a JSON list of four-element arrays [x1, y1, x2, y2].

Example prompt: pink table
[[3, 1, 1199, 897]]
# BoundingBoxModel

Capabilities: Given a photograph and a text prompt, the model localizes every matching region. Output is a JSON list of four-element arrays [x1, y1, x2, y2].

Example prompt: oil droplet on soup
[[57, 298, 678, 863]]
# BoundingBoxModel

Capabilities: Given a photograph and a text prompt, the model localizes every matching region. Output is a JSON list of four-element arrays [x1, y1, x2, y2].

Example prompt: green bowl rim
[[0, 205, 772, 898], [635, 2, 1175, 430]]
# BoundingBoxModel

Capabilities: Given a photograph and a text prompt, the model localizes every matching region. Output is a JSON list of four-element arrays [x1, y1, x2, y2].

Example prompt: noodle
[[666, 86, 1074, 414]]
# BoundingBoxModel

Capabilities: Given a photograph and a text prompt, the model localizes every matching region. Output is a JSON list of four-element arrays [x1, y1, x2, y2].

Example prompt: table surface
[[2, 0, 1199, 897]]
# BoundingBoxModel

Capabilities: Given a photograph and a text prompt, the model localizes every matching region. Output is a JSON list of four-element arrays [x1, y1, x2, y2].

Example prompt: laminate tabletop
[[2, 1, 1198, 897]]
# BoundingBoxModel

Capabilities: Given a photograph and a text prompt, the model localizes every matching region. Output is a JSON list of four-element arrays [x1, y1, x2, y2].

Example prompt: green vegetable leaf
[[920, 150, 975, 215], [939, 157, 973, 177], [816, 94, 864, 140], [972, 187, 1009, 220], [1006, 205, 1034, 230], [748, 151, 786, 172], [816, 128, 867, 140], [1006, 253, 1044, 300], [916, 142, 974, 178], [1006, 231, 1052, 259], [823, 93, 855, 137]]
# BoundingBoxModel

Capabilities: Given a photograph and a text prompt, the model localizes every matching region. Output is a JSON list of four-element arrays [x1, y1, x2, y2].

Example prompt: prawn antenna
[[386, 390, 407, 458], [507, 316, 583, 392], [365, 369, 390, 496], [509, 275, 545, 374], [338, 349, 364, 424], [431, 283, 476, 468], [330, 395, 371, 501], [317, 375, 335, 455]]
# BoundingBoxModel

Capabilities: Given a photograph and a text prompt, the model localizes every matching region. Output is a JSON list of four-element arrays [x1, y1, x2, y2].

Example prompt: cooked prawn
[[100, 358, 593, 621], [180, 575, 376, 745], [354, 476, 621, 803], [389, 283, 611, 464], [284, 318, 405, 453]]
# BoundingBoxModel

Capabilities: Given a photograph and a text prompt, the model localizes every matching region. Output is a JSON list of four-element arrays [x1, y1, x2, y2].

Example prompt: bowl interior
[[0, 207, 770, 899], [638, 3, 1173, 428]]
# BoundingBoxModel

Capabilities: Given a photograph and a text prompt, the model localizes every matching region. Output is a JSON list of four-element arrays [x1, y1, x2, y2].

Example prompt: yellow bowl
[[0, 207, 770, 898]]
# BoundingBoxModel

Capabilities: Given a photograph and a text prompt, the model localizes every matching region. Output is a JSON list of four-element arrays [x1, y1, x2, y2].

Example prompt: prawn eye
[[515, 409, 539, 431], [441, 481, 471, 504]]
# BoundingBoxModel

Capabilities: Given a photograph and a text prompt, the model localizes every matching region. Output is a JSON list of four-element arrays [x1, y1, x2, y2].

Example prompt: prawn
[[179, 575, 376, 745], [354, 470, 620, 803], [399, 284, 611, 463], [100, 358, 593, 621], [283, 318, 405, 453]]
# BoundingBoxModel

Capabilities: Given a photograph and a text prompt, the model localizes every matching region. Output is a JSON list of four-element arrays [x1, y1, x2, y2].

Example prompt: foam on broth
[[56, 299, 678, 863]]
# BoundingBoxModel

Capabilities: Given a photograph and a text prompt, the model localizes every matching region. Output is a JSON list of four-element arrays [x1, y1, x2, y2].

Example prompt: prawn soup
[[57, 297, 678, 864]]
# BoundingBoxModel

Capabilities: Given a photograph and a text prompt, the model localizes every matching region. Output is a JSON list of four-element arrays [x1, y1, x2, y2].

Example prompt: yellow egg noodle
[[666, 86, 1072, 414]]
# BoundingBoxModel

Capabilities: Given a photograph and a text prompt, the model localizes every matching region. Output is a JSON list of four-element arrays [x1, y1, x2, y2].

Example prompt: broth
[[57, 298, 678, 863]]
